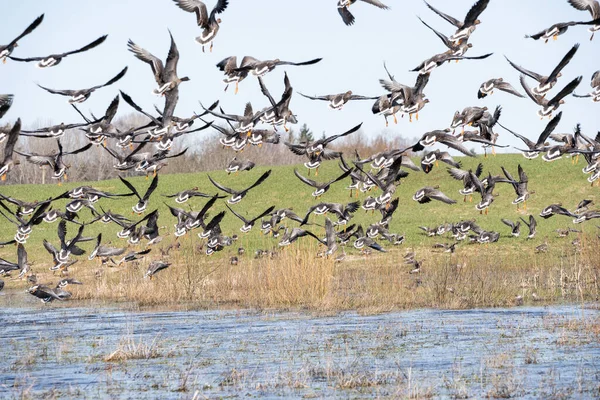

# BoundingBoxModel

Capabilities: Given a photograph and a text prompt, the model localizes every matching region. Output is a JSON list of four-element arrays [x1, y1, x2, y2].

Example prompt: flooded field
[[1, 296, 599, 398]]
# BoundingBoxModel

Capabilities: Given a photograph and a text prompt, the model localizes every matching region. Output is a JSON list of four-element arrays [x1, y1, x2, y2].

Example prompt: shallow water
[[0, 296, 599, 399]]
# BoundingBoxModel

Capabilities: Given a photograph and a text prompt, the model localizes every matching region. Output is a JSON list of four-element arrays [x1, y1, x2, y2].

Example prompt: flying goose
[[88, 233, 126, 261], [37, 67, 128, 104], [294, 168, 352, 198], [411, 51, 493, 75], [15, 140, 92, 183], [145, 261, 171, 279], [424, 0, 490, 43], [226, 158, 255, 174], [0, 118, 21, 181], [447, 163, 484, 201], [0, 14, 44, 63], [506, 44, 580, 96], [477, 78, 524, 99], [278, 227, 320, 246], [353, 225, 386, 253], [173, 0, 229, 52], [520, 215, 537, 239], [128, 32, 190, 96], [539, 203, 575, 219], [412, 186, 456, 204], [299, 91, 379, 110], [10, 35, 107, 68], [501, 219, 521, 237], [379, 65, 430, 122], [257, 73, 297, 130], [119, 175, 159, 214], [520, 74, 582, 119], [0, 244, 28, 276], [337, 0, 390, 26], [300, 201, 360, 226], [498, 111, 561, 159], [417, 16, 472, 56], [0, 94, 13, 119], [311, 218, 339, 258], [232, 56, 322, 77], [208, 170, 272, 204], [573, 70, 600, 101], [526, 19, 600, 42], [501, 164, 532, 210], [568, 0, 600, 40], [421, 150, 461, 174], [216, 56, 249, 94], [115, 249, 152, 266], [0, 199, 50, 243], [226, 204, 275, 233]]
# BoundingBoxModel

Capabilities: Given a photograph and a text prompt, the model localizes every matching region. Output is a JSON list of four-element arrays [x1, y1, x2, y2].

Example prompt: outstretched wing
[[62, 35, 107, 57], [8, 14, 44, 47]]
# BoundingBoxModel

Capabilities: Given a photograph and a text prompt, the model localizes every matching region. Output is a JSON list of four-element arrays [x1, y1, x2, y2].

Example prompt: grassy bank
[[1, 153, 599, 310]]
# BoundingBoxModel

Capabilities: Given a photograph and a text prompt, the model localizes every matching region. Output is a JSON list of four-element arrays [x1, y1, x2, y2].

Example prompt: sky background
[[1, 0, 598, 153]]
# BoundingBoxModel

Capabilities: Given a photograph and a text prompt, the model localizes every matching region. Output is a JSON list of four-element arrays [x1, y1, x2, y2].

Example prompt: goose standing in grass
[[128, 32, 190, 96], [501, 219, 521, 237], [294, 168, 352, 198], [573, 70, 600, 101], [0, 94, 13, 119], [520, 75, 582, 119], [299, 91, 379, 110], [173, 0, 229, 52], [37, 67, 128, 104], [477, 78, 524, 99], [520, 215, 537, 239], [226, 204, 275, 233], [15, 140, 92, 183], [413, 186, 456, 205], [337, 0, 390, 26], [119, 175, 159, 214], [10, 35, 107, 68], [424, 0, 490, 43], [208, 170, 272, 204], [145, 261, 171, 279], [502, 164, 532, 210], [0, 14, 44, 63], [498, 111, 562, 159], [506, 44, 580, 97], [567, 0, 600, 40], [0, 118, 21, 181]]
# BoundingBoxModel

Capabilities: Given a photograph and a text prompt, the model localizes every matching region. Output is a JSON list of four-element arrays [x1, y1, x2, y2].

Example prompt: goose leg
[[234, 82, 239, 95], [469, 195, 473, 203], [393, 113, 398, 124], [210, 42, 213, 53], [385, 117, 389, 127], [553, 34, 558, 41], [409, 114, 413, 123], [485, 208, 488, 215], [416, 112, 419, 121]]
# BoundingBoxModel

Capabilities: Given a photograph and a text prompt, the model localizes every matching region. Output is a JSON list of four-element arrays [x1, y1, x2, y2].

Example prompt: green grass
[[0, 153, 597, 263]]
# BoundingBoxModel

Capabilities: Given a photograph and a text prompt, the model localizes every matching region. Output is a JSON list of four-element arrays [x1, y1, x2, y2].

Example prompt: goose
[[574, 199, 594, 214], [337, 0, 390, 26], [28, 285, 64, 303], [417, 16, 472, 56], [257, 73, 297, 130], [37, 67, 127, 104], [0, 94, 13, 119], [0, 14, 44, 63], [539, 204, 575, 219], [216, 56, 248, 94], [88, 233, 126, 262], [526, 19, 600, 43], [128, 32, 190, 96], [300, 201, 360, 226], [0, 199, 50, 243], [0, 118, 21, 181], [556, 227, 581, 237], [411, 51, 493, 75], [311, 218, 339, 258], [450, 106, 487, 132], [10, 35, 107, 68], [15, 140, 92, 183], [284, 123, 361, 175], [84, 95, 120, 139], [413, 186, 456, 204], [447, 163, 484, 201], [421, 150, 461, 174], [226, 204, 275, 233], [201, 102, 273, 134], [102, 141, 150, 171], [115, 249, 152, 266], [232, 56, 322, 77], [498, 111, 561, 159], [278, 227, 320, 246], [145, 261, 171, 279], [164, 187, 225, 204], [293, 168, 352, 198], [0, 244, 28, 276], [226, 158, 255, 174], [411, 129, 477, 157], [353, 226, 386, 253], [573, 70, 600, 101], [477, 78, 524, 99], [173, 0, 229, 52], [473, 172, 498, 214], [299, 91, 379, 110], [520, 215, 537, 239], [501, 219, 521, 237], [573, 210, 600, 223], [501, 164, 533, 210], [118, 174, 159, 214], [520, 75, 582, 119], [354, 157, 405, 207], [378, 64, 430, 122], [568, 0, 600, 40], [424, 0, 490, 43], [20, 121, 93, 139], [506, 44, 580, 96], [208, 170, 272, 204]]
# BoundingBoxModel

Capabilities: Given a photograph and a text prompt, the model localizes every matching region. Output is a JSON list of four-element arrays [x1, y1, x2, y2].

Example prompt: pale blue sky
[[2, 0, 598, 151]]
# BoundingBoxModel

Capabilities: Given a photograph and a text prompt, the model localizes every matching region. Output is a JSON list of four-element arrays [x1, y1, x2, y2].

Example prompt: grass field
[[1, 153, 599, 310]]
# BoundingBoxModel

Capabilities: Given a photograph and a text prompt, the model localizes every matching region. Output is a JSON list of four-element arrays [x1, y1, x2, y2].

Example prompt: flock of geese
[[1, 0, 600, 303]]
